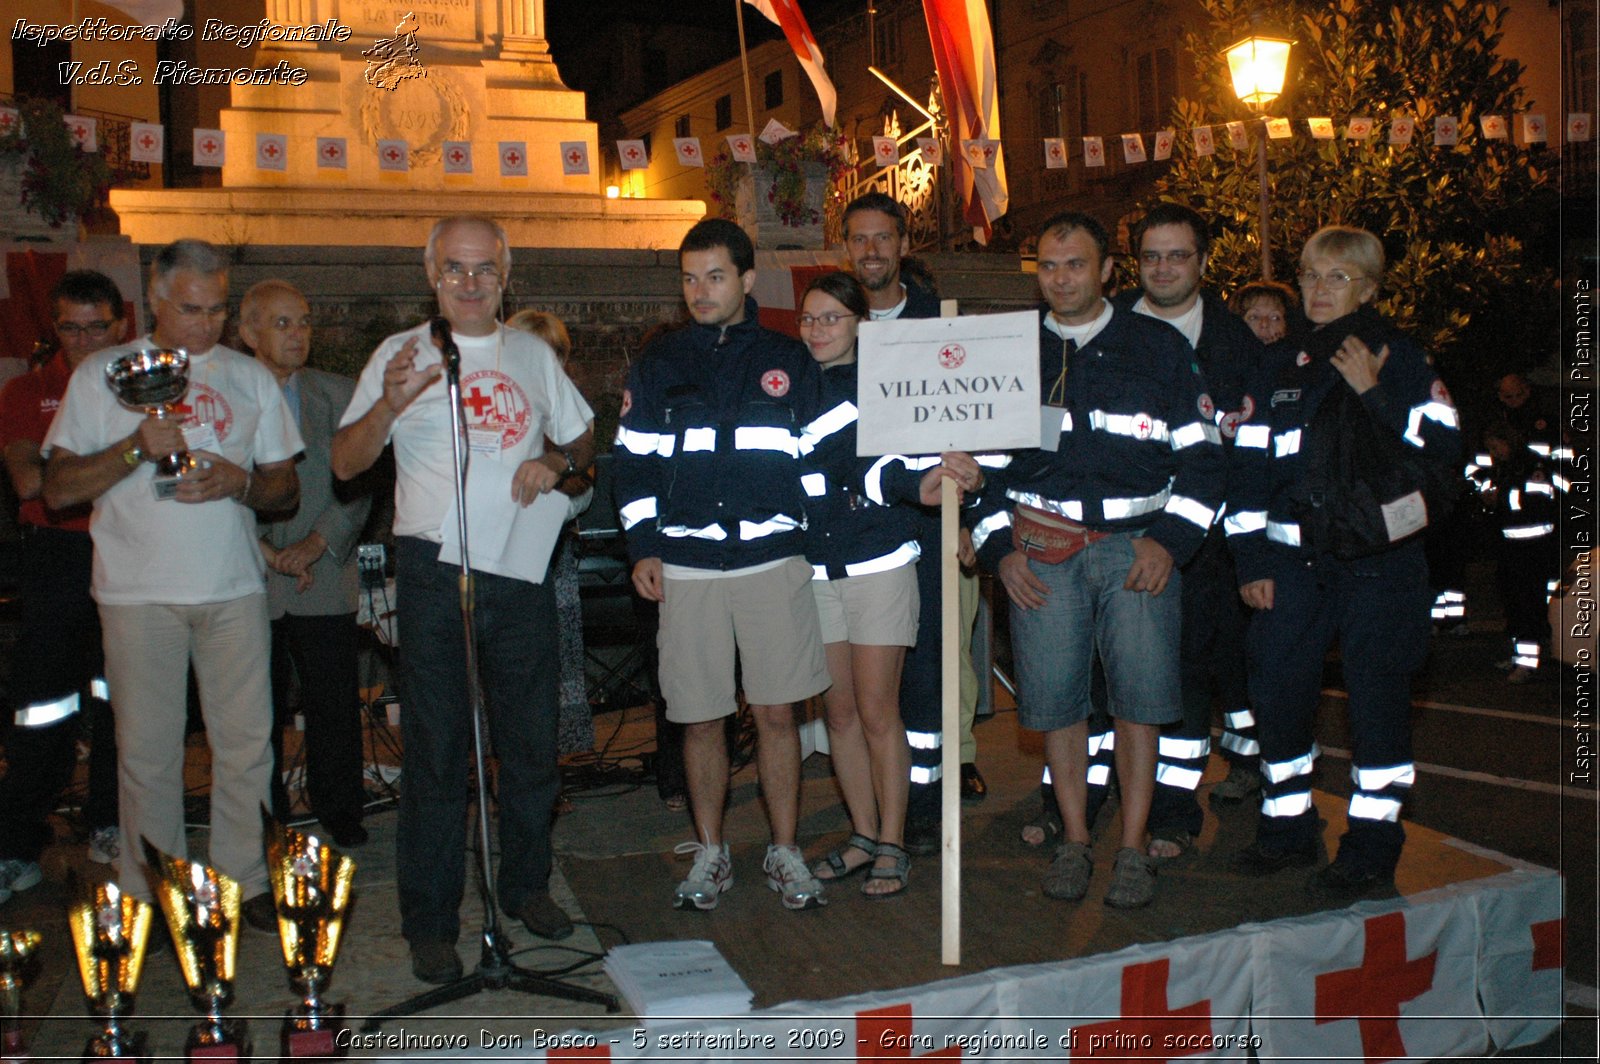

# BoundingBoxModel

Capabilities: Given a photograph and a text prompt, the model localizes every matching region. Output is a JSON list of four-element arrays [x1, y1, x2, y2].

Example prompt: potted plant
[[705, 124, 850, 249], [0, 97, 117, 231]]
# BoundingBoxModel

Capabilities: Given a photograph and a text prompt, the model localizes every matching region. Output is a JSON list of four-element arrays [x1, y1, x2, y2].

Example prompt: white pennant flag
[[193, 129, 225, 167], [1568, 113, 1592, 142], [1225, 121, 1249, 150], [65, 115, 98, 151], [376, 139, 409, 171], [500, 141, 530, 176], [0, 108, 18, 139], [915, 137, 942, 165], [1043, 138, 1068, 169], [617, 139, 649, 169], [255, 133, 287, 171], [1346, 116, 1374, 139], [872, 136, 899, 167], [1480, 114, 1508, 140], [1191, 125, 1215, 156], [1266, 117, 1292, 140], [1388, 117, 1415, 146], [1082, 136, 1105, 168], [673, 137, 704, 167], [1434, 115, 1460, 145], [317, 137, 348, 169], [1121, 133, 1146, 164], [725, 134, 756, 163], [1308, 117, 1335, 140], [558, 142, 589, 175], [759, 118, 798, 144], [962, 140, 989, 169], [1521, 114, 1547, 144], [441, 141, 472, 174], [129, 122, 164, 163], [1152, 129, 1174, 160]]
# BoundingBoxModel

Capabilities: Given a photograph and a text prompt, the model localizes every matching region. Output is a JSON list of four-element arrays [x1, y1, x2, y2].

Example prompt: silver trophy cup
[[105, 348, 196, 497]]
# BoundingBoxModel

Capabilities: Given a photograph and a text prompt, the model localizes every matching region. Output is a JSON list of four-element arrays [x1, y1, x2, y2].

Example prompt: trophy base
[[186, 1046, 246, 1062], [281, 1005, 346, 1060], [82, 1029, 150, 1061], [185, 1021, 249, 1062]]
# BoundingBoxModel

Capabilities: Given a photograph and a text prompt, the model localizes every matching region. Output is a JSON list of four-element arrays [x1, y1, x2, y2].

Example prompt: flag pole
[[735, 0, 759, 138]]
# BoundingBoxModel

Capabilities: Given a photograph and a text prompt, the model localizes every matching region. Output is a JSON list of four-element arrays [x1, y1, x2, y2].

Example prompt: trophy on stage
[[1, 928, 42, 1062], [141, 841, 249, 1061], [263, 810, 357, 1060], [105, 347, 196, 499], [67, 880, 154, 1061]]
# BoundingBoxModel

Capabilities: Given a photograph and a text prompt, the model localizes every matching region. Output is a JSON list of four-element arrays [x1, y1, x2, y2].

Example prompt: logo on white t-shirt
[[460, 369, 532, 448], [176, 383, 234, 441]]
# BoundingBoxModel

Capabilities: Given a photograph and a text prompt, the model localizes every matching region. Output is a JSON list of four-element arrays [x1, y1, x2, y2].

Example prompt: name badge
[[183, 422, 221, 454], [467, 427, 502, 456], [1039, 405, 1068, 452]]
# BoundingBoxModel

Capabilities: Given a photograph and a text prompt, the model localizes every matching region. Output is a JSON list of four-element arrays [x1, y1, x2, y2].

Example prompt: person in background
[[0, 270, 128, 904], [1228, 281, 1299, 346], [243, 279, 373, 848]]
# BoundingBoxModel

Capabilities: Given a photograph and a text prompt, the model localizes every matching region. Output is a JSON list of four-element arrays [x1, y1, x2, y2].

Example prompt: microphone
[[430, 316, 460, 382]]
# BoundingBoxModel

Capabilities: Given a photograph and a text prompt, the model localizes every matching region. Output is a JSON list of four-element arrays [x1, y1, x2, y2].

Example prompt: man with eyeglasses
[[333, 215, 596, 984], [1110, 204, 1267, 852], [41, 241, 302, 929], [0, 271, 128, 904]]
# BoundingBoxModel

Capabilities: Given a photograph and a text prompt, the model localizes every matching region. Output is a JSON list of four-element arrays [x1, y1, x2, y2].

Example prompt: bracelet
[[236, 469, 253, 505]]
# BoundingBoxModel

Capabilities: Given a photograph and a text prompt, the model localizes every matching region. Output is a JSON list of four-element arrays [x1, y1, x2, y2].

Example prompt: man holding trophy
[[42, 239, 302, 929], [332, 215, 596, 985]]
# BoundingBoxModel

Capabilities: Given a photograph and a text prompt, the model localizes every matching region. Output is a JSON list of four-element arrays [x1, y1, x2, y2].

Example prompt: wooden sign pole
[[940, 475, 961, 966]]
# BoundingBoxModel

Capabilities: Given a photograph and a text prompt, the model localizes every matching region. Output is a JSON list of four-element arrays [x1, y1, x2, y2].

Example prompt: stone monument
[[111, 0, 702, 248]]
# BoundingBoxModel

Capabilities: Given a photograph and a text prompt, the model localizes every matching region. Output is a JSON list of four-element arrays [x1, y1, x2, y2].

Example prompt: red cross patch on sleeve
[[761, 369, 791, 397]]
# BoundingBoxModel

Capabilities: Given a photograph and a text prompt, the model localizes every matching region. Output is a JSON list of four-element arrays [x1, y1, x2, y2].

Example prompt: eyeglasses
[[438, 264, 503, 287], [55, 320, 117, 338], [1138, 249, 1197, 267], [170, 304, 229, 319], [1297, 269, 1364, 290], [796, 312, 857, 328]]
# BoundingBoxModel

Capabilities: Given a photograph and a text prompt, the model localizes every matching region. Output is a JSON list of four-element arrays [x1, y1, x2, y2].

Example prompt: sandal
[[1021, 804, 1064, 848], [1147, 828, 1193, 862], [662, 793, 688, 812], [862, 842, 909, 899], [811, 833, 877, 881]]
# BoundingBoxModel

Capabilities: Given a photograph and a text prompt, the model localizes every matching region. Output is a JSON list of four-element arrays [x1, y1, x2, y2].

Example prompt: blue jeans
[[1011, 531, 1183, 732], [394, 537, 560, 944]]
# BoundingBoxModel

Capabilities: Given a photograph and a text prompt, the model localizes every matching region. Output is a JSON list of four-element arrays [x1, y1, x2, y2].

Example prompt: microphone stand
[[364, 319, 618, 1029]]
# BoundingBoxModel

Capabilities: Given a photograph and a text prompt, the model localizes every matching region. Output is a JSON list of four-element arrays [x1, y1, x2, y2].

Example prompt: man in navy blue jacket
[[614, 219, 833, 913], [972, 212, 1225, 909]]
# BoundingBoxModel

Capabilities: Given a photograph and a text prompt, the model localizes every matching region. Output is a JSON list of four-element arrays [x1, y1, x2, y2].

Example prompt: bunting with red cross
[[1472, 869, 1564, 1051], [1008, 931, 1254, 1059], [1254, 896, 1487, 1063]]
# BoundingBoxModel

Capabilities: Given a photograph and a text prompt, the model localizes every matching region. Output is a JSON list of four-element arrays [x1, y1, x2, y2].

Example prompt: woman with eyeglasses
[[795, 271, 977, 899], [1224, 226, 1460, 901]]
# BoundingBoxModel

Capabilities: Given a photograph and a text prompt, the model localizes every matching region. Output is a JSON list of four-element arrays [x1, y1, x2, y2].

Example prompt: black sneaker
[[1306, 862, 1395, 904], [903, 818, 940, 856], [508, 893, 574, 940], [1230, 841, 1317, 877], [241, 892, 279, 934], [410, 939, 463, 984]]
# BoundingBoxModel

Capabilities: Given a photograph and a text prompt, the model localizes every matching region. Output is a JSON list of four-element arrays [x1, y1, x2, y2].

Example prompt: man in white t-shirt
[[42, 240, 302, 926], [332, 215, 596, 985]]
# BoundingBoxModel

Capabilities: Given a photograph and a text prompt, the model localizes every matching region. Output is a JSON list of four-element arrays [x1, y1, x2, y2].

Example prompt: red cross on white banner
[[856, 1005, 962, 1060], [0, 109, 15, 134], [450, 149, 465, 163], [1315, 912, 1438, 1064], [194, 129, 225, 167], [558, 141, 589, 175], [264, 142, 279, 156], [140, 133, 155, 150], [377, 139, 408, 171], [1530, 916, 1563, 971], [1072, 958, 1212, 1058], [130, 122, 163, 164], [501, 140, 531, 175]]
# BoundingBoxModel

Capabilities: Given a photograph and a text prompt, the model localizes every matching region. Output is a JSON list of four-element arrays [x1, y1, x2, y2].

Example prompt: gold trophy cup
[[141, 841, 249, 1061], [263, 810, 356, 1060], [1, 929, 42, 1062], [67, 880, 153, 1061], [105, 348, 196, 499]]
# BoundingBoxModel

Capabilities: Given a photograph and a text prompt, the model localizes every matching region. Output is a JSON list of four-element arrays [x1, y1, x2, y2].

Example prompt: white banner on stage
[[855, 311, 1040, 457], [1473, 869, 1564, 1050]]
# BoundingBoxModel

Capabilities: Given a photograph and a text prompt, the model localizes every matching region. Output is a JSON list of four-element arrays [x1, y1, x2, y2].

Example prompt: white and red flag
[[673, 137, 704, 167], [255, 133, 287, 171], [130, 123, 164, 164], [617, 139, 649, 170], [193, 129, 225, 168], [922, 0, 1008, 244], [65, 116, 98, 152], [725, 134, 757, 163], [316, 137, 348, 170], [872, 136, 899, 167], [442, 141, 472, 174], [744, 1, 836, 127]]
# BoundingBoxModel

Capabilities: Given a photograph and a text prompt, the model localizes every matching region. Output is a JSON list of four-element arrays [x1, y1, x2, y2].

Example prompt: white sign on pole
[[855, 311, 1040, 457]]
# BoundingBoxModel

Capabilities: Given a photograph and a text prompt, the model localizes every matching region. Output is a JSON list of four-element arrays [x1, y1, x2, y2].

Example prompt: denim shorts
[[1010, 531, 1183, 731]]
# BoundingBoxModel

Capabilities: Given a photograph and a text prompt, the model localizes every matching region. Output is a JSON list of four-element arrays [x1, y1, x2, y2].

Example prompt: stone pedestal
[[738, 162, 829, 250]]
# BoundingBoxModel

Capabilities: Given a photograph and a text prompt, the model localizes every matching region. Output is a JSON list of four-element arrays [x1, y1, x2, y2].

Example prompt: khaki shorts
[[659, 556, 830, 723], [812, 562, 920, 647]]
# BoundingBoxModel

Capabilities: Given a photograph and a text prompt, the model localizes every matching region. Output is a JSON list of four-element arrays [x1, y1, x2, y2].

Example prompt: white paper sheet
[[437, 457, 568, 584]]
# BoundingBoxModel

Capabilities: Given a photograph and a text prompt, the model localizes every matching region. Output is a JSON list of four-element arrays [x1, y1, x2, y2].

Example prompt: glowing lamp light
[[605, 184, 621, 199], [1223, 35, 1293, 109]]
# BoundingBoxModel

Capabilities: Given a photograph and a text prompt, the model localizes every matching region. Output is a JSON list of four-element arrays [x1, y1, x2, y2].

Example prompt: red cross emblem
[[1131, 412, 1154, 439], [1219, 411, 1241, 438], [263, 142, 280, 157], [982, 144, 995, 159], [1297, 351, 1311, 367], [1049, 144, 1062, 158], [937, 343, 966, 369], [73, 124, 87, 139], [1239, 394, 1255, 421], [1087, 142, 1101, 159], [505, 150, 522, 165], [1196, 131, 1212, 150], [1197, 393, 1214, 419], [856, 1005, 961, 1060], [1315, 912, 1437, 1064], [202, 139, 218, 154], [385, 148, 400, 161], [734, 139, 749, 153], [625, 146, 640, 160], [1528, 118, 1544, 136], [449, 148, 464, 163], [761, 369, 790, 397], [682, 143, 698, 157], [324, 143, 341, 159], [139, 133, 155, 149], [877, 141, 894, 157], [1531, 916, 1563, 971], [464, 387, 495, 417], [0, 114, 13, 132], [1574, 118, 1590, 137], [1072, 959, 1212, 1059], [1157, 134, 1172, 151], [566, 150, 580, 165], [619, 389, 632, 417], [1440, 120, 1456, 136]]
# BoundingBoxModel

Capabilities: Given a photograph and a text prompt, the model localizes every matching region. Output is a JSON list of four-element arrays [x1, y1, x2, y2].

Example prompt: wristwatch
[[121, 441, 144, 467], [556, 447, 578, 480]]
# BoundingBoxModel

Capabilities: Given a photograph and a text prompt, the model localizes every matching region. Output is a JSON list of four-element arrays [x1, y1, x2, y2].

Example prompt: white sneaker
[[672, 841, 732, 911], [763, 844, 827, 910], [87, 826, 120, 865], [0, 859, 43, 905]]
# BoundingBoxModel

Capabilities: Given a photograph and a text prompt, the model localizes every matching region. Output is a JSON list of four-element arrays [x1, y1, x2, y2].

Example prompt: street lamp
[[1222, 33, 1293, 279]]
